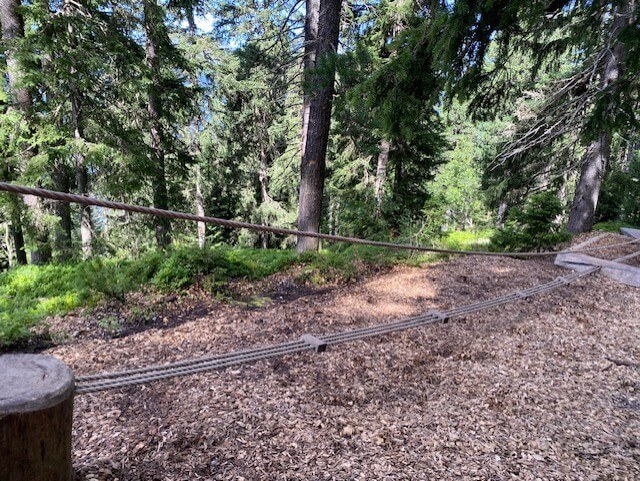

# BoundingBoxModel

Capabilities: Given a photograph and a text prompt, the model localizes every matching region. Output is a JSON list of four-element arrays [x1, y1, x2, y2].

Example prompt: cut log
[[555, 252, 640, 287], [620, 227, 640, 239], [0, 354, 75, 481]]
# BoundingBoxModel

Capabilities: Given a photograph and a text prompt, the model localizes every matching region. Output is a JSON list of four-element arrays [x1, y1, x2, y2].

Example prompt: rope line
[[75, 251, 630, 394], [2, 181, 639, 257]]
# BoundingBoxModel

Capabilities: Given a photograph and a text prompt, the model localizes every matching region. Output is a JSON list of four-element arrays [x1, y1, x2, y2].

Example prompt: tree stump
[[0, 354, 74, 481]]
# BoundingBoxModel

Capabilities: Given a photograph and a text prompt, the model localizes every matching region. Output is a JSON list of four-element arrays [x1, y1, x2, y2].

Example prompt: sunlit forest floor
[[0, 230, 494, 349], [32, 233, 640, 479]]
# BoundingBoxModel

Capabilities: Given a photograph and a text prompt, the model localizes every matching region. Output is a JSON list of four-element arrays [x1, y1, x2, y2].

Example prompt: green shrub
[[0, 264, 89, 346], [492, 193, 572, 251], [79, 259, 135, 303]]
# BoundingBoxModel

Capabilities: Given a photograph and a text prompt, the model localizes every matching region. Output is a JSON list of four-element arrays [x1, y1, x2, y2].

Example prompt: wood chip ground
[[34, 234, 640, 479]]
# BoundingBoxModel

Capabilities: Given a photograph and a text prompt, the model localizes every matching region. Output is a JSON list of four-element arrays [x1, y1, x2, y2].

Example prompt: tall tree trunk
[[296, 0, 341, 253], [185, 5, 206, 249], [374, 139, 390, 217], [372, 0, 405, 217], [144, 0, 171, 247], [4, 222, 13, 267], [300, 0, 320, 158], [59, 0, 92, 258], [2, 0, 50, 263], [52, 161, 72, 260], [567, 0, 634, 232], [1, 0, 29, 265], [496, 201, 509, 227], [69, 70, 92, 258], [0, 0, 29, 111]]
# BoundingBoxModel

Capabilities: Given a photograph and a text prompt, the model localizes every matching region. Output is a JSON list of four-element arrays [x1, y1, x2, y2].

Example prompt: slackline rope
[[1, 181, 639, 257], [74, 247, 640, 394]]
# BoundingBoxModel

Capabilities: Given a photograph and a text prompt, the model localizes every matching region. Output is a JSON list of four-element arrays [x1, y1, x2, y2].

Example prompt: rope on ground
[[2, 181, 639, 257], [75, 247, 636, 394]]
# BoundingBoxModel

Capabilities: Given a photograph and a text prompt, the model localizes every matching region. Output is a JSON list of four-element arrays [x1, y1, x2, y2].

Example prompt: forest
[[2, 2, 640, 479], [0, 0, 639, 344]]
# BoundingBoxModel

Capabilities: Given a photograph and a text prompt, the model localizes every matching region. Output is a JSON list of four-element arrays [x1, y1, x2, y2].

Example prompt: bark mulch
[[42, 233, 640, 480]]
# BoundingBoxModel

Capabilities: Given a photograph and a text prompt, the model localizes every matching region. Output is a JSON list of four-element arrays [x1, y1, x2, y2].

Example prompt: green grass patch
[[441, 229, 494, 250], [0, 245, 300, 346], [0, 232, 488, 347], [593, 220, 639, 233], [0, 264, 91, 347]]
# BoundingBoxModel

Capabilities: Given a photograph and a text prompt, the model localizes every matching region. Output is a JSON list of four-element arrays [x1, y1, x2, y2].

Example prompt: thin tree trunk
[[144, 0, 172, 247], [4, 222, 13, 267], [63, 0, 92, 259], [374, 139, 390, 217], [29, 228, 51, 265], [258, 146, 272, 249], [497, 201, 509, 227], [623, 139, 639, 172], [296, 0, 341, 253], [195, 164, 206, 249], [185, 7, 206, 249], [52, 161, 72, 260], [372, 0, 405, 217], [567, 0, 634, 232], [70, 91, 92, 258]]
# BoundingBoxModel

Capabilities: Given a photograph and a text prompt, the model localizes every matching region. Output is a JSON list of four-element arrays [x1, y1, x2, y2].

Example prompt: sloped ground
[[45, 233, 640, 480]]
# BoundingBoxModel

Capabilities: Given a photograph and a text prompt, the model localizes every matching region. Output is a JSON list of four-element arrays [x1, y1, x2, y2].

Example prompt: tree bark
[[1, 0, 29, 265], [195, 164, 206, 248], [0, 0, 30, 111], [372, 0, 405, 218], [623, 139, 639, 172], [258, 146, 273, 249], [374, 139, 391, 217], [52, 161, 72, 260], [185, 6, 206, 249], [300, 0, 320, 158], [567, 0, 634, 232], [69, 83, 92, 258], [144, 0, 172, 247], [0, 355, 74, 481], [62, 0, 92, 258], [29, 226, 51, 265], [296, 0, 341, 253], [7, 197, 27, 265]]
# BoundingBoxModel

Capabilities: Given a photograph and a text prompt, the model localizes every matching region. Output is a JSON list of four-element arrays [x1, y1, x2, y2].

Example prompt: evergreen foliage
[[492, 193, 572, 251], [0, 0, 639, 345]]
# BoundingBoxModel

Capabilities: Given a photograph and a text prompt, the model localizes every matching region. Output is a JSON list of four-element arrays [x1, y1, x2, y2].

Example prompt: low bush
[[1, 234, 490, 347], [492, 193, 572, 252], [0, 264, 89, 346]]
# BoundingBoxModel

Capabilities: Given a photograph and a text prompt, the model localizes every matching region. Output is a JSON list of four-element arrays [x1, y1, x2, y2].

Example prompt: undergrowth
[[593, 220, 639, 232], [0, 230, 492, 347]]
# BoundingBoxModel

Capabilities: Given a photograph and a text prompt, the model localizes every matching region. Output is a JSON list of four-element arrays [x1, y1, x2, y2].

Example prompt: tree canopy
[[0, 0, 638, 266]]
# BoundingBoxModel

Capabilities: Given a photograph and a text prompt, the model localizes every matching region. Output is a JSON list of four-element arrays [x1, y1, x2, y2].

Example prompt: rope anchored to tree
[[1, 181, 639, 257]]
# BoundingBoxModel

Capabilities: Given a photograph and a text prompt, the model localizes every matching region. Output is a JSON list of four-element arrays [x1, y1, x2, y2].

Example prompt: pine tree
[[296, 0, 341, 252]]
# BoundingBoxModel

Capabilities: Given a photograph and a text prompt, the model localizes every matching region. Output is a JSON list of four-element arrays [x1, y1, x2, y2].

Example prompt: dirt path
[[46, 234, 640, 480]]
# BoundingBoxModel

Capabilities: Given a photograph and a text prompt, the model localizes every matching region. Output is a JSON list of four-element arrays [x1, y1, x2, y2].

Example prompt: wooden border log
[[0, 354, 74, 481]]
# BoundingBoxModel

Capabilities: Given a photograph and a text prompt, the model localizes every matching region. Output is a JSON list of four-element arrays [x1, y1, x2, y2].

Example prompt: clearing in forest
[[41, 233, 640, 479]]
